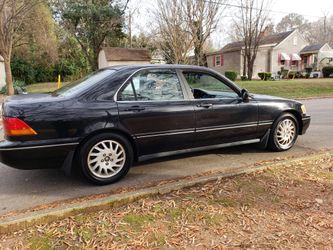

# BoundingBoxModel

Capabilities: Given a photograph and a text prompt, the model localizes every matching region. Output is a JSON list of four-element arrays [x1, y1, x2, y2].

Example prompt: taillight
[[3, 117, 37, 136]]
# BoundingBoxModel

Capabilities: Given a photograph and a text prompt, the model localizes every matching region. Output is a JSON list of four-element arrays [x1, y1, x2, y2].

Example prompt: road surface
[[0, 98, 332, 216]]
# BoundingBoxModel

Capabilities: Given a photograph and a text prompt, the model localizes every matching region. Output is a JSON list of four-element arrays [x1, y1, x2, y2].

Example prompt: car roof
[[102, 64, 242, 95], [104, 64, 209, 71]]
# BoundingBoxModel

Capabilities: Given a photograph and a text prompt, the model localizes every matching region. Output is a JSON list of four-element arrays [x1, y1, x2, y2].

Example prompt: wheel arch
[[76, 128, 138, 162], [279, 109, 303, 135], [268, 109, 300, 152]]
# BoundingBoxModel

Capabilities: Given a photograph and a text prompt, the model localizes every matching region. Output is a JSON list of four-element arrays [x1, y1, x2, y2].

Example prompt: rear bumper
[[0, 140, 78, 169], [300, 115, 311, 135]]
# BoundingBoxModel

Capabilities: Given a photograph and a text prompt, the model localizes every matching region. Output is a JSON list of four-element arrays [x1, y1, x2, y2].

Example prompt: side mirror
[[241, 89, 249, 102]]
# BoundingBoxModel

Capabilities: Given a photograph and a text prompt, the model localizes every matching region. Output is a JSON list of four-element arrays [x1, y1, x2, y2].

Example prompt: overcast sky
[[127, 0, 333, 48]]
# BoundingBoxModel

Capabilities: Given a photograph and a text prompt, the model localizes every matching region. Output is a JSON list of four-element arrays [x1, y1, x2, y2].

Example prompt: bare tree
[[153, 0, 193, 64], [276, 13, 309, 33], [233, 0, 271, 80], [153, 0, 225, 65], [183, 0, 226, 65], [306, 15, 333, 45], [0, 0, 42, 95]]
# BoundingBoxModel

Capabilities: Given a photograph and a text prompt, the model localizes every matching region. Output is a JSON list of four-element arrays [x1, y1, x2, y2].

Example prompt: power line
[[203, 0, 324, 19]]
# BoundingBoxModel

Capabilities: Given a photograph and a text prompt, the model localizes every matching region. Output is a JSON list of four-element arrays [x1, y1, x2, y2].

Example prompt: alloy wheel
[[275, 118, 297, 150], [87, 140, 126, 179]]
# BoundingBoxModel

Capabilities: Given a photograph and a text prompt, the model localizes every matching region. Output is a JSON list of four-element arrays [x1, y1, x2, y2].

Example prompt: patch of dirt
[[0, 153, 332, 249], [0, 151, 320, 221]]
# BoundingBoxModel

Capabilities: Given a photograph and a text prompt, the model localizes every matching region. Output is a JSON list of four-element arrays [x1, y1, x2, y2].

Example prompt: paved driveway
[[0, 98, 332, 216]]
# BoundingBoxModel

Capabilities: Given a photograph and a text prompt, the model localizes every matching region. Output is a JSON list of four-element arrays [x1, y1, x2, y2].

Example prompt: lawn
[[236, 78, 333, 99], [26, 78, 333, 99], [26, 82, 70, 93], [0, 153, 332, 249]]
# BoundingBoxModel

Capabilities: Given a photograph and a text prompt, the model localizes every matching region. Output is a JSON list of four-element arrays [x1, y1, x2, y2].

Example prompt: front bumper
[[0, 140, 78, 170], [300, 115, 311, 135]]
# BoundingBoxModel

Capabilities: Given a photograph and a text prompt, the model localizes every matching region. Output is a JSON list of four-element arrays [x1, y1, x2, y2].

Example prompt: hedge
[[225, 71, 237, 81], [258, 72, 272, 81], [322, 66, 333, 78]]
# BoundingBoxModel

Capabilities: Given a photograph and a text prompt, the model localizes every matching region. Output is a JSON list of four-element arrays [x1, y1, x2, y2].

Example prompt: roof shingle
[[101, 47, 151, 62], [209, 30, 294, 54], [300, 44, 325, 53]]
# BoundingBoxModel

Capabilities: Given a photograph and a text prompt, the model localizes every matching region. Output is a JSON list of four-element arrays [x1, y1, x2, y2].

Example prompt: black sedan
[[0, 65, 310, 184]]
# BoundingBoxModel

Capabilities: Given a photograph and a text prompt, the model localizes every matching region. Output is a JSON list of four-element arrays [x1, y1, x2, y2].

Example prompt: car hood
[[251, 93, 299, 103]]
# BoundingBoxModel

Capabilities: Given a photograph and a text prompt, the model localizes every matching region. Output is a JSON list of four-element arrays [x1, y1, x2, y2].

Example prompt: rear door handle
[[197, 103, 213, 108], [125, 106, 145, 112]]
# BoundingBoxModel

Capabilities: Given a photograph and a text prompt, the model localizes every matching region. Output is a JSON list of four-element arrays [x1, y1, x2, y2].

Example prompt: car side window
[[119, 82, 136, 101], [183, 72, 239, 99], [119, 69, 184, 101]]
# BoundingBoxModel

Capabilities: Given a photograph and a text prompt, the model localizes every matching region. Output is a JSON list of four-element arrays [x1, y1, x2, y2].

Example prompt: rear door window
[[118, 69, 184, 101]]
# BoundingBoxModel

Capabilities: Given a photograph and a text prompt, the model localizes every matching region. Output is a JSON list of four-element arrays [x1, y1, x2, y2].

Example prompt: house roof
[[101, 47, 151, 62], [208, 30, 294, 55], [300, 44, 326, 53]]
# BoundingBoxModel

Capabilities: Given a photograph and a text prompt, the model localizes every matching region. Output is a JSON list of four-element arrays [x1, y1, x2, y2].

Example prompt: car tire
[[268, 113, 299, 152], [78, 133, 133, 185]]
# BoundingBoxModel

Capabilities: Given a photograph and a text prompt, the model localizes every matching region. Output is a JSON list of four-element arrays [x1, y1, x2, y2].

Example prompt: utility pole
[[128, 11, 132, 48], [323, 15, 327, 42]]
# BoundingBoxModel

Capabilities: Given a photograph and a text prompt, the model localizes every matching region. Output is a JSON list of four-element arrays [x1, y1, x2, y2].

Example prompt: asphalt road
[[0, 98, 332, 216]]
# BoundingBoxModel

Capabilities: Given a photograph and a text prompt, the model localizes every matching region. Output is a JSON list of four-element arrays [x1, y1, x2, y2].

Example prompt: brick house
[[206, 29, 333, 78], [300, 43, 333, 71]]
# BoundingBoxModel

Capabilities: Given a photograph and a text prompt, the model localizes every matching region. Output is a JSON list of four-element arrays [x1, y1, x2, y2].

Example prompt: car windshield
[[53, 69, 115, 97]]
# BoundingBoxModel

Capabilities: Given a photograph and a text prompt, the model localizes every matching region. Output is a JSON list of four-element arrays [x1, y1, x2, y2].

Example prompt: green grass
[[25, 78, 333, 99], [28, 236, 51, 250], [122, 214, 154, 230], [236, 78, 333, 99], [26, 82, 70, 93]]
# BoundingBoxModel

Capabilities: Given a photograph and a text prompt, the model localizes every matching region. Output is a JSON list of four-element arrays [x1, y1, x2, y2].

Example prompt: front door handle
[[125, 106, 145, 112], [197, 103, 213, 108]]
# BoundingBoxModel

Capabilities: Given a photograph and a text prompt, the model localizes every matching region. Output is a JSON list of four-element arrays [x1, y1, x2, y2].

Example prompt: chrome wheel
[[87, 140, 126, 179], [275, 118, 296, 150]]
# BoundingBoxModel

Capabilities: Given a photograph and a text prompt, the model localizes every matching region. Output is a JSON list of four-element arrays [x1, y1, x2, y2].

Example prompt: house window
[[303, 56, 308, 65], [280, 60, 285, 65], [215, 55, 221, 66], [293, 37, 298, 46], [314, 55, 318, 64]]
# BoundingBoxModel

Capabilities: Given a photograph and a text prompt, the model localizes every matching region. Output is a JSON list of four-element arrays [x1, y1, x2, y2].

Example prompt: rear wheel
[[79, 133, 133, 185], [268, 113, 298, 151]]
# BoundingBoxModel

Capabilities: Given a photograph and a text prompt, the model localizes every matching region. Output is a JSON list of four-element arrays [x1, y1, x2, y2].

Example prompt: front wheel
[[268, 113, 298, 152], [78, 133, 133, 185]]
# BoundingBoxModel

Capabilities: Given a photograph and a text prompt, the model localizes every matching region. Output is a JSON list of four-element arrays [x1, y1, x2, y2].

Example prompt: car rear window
[[53, 69, 115, 97]]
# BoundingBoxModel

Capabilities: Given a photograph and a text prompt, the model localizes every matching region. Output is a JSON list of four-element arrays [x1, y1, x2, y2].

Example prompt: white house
[[98, 47, 151, 69], [207, 29, 333, 78], [0, 55, 5, 89]]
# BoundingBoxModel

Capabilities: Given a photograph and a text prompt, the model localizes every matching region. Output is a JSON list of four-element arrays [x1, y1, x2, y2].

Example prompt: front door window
[[182, 72, 239, 99]]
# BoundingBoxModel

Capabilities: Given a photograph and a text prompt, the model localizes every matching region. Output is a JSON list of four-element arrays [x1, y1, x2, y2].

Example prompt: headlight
[[301, 104, 307, 114]]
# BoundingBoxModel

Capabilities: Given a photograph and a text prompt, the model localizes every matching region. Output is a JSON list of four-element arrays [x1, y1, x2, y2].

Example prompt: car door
[[116, 68, 196, 156], [180, 71, 259, 147]]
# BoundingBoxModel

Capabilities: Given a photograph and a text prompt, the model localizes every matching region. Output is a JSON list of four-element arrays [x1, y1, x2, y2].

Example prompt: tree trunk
[[90, 50, 99, 71], [247, 58, 254, 80], [247, 66, 253, 80], [4, 56, 14, 96], [242, 52, 247, 77]]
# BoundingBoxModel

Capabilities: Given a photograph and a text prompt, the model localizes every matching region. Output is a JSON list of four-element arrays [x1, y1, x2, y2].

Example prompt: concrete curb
[[0, 151, 331, 234]]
